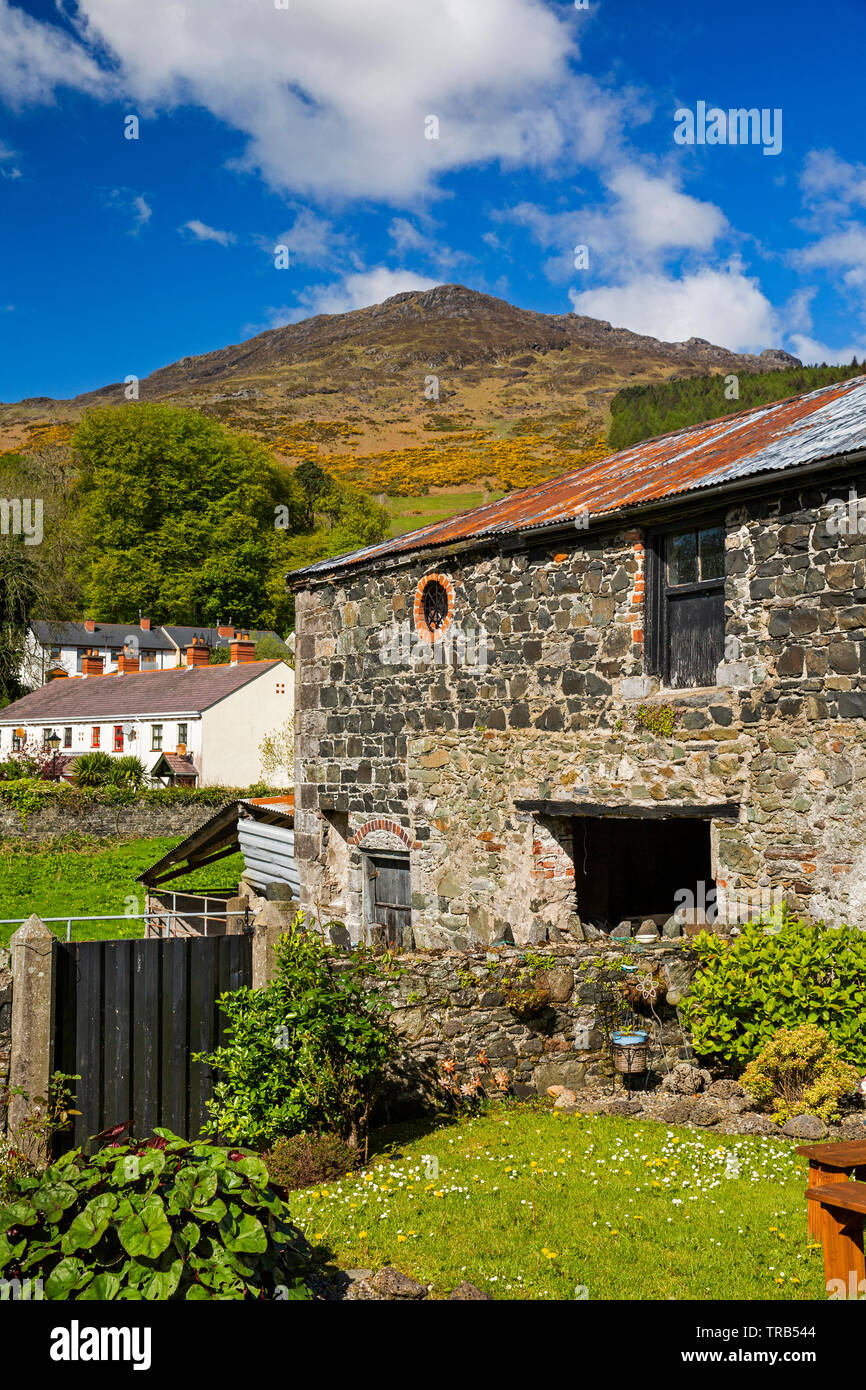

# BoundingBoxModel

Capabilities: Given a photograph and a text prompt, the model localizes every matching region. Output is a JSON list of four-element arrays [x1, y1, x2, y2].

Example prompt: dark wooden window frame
[[645, 519, 726, 686]]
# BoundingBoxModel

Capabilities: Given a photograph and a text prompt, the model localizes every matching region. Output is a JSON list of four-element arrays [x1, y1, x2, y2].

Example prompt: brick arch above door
[[350, 818, 421, 851]]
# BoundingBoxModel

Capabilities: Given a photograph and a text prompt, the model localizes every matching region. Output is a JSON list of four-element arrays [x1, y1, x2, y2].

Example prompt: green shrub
[[195, 912, 398, 1150], [681, 915, 866, 1067], [264, 1132, 358, 1192], [0, 1130, 312, 1300], [73, 752, 114, 787], [741, 1025, 861, 1124], [109, 756, 147, 789]]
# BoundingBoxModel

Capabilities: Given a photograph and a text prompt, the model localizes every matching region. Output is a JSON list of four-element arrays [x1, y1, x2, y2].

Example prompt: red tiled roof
[[0, 662, 281, 723], [152, 753, 198, 778], [290, 375, 866, 578]]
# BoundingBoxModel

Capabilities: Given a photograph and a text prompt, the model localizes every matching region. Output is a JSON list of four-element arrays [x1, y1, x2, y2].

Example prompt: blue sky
[[2, 0, 866, 401]]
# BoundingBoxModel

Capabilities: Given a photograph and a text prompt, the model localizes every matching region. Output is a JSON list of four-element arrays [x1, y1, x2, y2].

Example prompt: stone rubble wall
[[294, 468, 866, 946], [0, 798, 231, 843], [376, 939, 696, 1114], [374, 939, 866, 1141]]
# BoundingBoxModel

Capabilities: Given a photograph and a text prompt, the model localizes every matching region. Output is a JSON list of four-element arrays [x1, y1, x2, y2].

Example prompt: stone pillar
[[225, 895, 249, 935], [8, 915, 56, 1161], [251, 898, 296, 989]]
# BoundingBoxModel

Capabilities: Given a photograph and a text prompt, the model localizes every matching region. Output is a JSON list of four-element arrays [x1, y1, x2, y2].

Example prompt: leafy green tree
[[72, 406, 389, 631], [73, 405, 305, 630]]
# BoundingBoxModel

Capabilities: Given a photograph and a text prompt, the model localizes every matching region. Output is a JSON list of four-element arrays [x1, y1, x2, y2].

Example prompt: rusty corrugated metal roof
[[290, 374, 866, 580]]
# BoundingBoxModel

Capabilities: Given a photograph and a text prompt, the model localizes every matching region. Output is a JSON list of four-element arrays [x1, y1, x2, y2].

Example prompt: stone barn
[[289, 376, 866, 948]]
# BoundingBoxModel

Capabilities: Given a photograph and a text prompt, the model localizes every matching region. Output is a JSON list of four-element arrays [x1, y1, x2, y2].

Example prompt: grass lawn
[[288, 1105, 826, 1301], [0, 837, 246, 945], [386, 489, 505, 536]]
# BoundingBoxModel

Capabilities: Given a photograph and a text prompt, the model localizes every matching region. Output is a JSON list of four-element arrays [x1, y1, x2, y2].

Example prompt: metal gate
[[54, 934, 252, 1149]]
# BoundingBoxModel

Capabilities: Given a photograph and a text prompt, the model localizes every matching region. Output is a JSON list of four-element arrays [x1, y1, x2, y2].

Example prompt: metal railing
[[0, 907, 252, 942]]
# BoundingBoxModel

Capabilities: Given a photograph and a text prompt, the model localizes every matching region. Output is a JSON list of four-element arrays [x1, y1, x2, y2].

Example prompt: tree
[[73, 405, 305, 631], [294, 459, 330, 526], [71, 405, 390, 632], [254, 634, 292, 663], [0, 440, 82, 701], [258, 713, 294, 785]]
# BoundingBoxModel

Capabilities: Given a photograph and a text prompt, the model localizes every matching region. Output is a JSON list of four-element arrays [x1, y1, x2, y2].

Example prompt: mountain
[[0, 285, 800, 525]]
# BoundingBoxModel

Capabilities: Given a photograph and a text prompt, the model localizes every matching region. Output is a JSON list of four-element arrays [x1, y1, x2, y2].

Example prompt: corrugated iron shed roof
[[290, 374, 866, 580]]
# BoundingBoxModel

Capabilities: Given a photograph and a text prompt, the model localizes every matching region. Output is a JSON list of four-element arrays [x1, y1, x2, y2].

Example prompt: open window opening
[[363, 849, 412, 948], [572, 814, 714, 933]]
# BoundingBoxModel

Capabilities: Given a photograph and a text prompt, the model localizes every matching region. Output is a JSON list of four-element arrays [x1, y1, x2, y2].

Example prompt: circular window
[[413, 572, 455, 641], [422, 579, 449, 631]]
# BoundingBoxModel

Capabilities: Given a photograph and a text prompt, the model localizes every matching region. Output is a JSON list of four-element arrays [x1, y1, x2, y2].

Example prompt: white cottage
[[0, 635, 293, 787]]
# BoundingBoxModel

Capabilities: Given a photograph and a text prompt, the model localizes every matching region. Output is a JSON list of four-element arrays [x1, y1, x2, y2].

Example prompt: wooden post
[[8, 915, 57, 1163]]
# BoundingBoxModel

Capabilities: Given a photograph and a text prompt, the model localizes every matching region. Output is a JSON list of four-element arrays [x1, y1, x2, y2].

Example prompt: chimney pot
[[186, 637, 210, 667], [230, 635, 256, 665], [81, 649, 104, 677], [117, 645, 140, 675]]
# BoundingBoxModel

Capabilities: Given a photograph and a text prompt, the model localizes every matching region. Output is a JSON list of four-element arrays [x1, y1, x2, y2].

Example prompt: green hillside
[[608, 360, 865, 451]]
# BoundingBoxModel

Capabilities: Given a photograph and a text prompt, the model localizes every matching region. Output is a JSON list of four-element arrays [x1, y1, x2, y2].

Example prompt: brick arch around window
[[413, 572, 455, 642]]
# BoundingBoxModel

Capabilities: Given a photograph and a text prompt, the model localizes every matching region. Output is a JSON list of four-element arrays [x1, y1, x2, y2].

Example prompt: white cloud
[[787, 334, 866, 367], [387, 217, 466, 272], [1, 0, 634, 203], [499, 164, 728, 283], [260, 208, 358, 271], [241, 267, 441, 337], [104, 188, 152, 235], [606, 166, 726, 254], [0, 139, 20, 178], [293, 267, 441, 318], [569, 262, 780, 354], [0, 0, 107, 107], [800, 149, 866, 216], [181, 218, 235, 246]]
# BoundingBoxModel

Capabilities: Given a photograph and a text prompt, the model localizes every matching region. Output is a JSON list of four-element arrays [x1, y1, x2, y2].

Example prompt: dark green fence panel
[[54, 934, 252, 1150]]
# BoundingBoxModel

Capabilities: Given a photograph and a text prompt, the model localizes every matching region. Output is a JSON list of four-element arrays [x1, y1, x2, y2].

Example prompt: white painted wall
[[0, 661, 294, 787], [199, 664, 294, 787], [0, 714, 203, 776]]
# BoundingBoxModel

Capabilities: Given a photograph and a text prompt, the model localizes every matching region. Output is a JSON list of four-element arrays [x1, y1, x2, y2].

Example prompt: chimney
[[81, 648, 104, 677], [117, 645, 140, 674], [140, 616, 151, 632], [176, 743, 187, 756], [186, 636, 210, 667], [84, 619, 95, 633], [230, 631, 255, 665], [217, 624, 235, 639]]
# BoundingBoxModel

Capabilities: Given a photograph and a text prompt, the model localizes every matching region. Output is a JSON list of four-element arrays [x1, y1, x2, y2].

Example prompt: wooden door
[[365, 851, 412, 948]]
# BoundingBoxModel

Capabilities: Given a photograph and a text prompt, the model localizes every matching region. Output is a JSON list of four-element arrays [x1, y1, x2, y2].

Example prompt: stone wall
[[0, 798, 234, 843], [294, 465, 866, 946], [376, 939, 696, 1117]]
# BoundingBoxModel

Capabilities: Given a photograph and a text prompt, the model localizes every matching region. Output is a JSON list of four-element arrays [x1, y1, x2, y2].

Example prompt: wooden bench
[[805, 1182, 866, 1292], [796, 1140, 866, 1240]]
